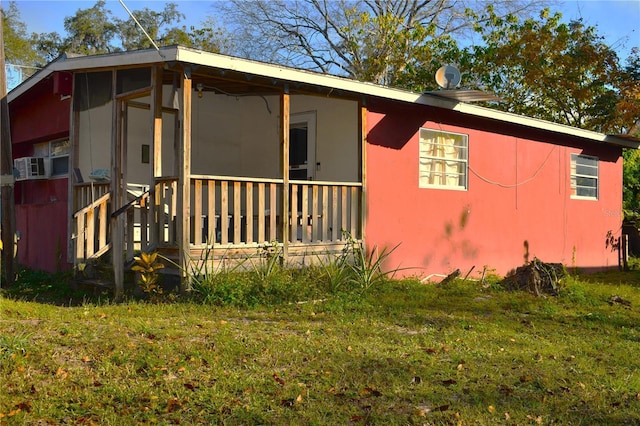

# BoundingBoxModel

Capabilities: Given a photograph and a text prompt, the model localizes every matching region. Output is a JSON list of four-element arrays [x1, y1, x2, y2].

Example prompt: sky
[[5, 0, 640, 64]]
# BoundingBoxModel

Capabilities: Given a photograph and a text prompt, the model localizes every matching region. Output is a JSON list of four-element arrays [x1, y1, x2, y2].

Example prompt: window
[[419, 129, 468, 189], [142, 144, 150, 164], [570, 154, 598, 199], [34, 139, 69, 177]]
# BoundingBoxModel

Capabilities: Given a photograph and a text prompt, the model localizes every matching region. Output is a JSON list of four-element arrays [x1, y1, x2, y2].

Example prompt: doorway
[[289, 112, 316, 181]]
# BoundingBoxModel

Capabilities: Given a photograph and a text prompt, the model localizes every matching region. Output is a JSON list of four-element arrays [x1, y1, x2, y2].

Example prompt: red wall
[[15, 189, 69, 273], [365, 100, 623, 279], [10, 72, 72, 273], [10, 73, 71, 145]]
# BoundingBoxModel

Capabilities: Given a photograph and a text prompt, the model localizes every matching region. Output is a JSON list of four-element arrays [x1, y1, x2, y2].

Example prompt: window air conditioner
[[14, 157, 50, 181]]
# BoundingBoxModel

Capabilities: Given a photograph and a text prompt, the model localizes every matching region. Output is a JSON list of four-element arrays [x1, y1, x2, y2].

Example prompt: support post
[[67, 76, 80, 267], [111, 71, 124, 300], [281, 89, 290, 260], [0, 17, 16, 284], [149, 65, 163, 249], [358, 100, 367, 243], [178, 68, 192, 292]]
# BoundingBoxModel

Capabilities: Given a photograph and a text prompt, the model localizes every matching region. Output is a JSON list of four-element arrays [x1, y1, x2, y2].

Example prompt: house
[[7, 46, 638, 295]]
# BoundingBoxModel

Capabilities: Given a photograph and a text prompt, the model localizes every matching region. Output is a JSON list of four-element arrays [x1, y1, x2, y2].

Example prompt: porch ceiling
[[163, 63, 361, 99]]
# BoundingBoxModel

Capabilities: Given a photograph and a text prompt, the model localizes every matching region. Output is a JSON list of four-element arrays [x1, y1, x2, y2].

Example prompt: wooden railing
[[74, 192, 111, 262], [72, 175, 362, 263], [154, 177, 179, 246], [190, 175, 282, 246], [111, 190, 150, 263], [73, 182, 110, 212], [289, 180, 362, 243], [190, 175, 362, 247]]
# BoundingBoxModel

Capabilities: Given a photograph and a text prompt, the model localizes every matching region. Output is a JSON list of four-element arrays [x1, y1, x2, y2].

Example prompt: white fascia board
[[178, 48, 637, 148], [9, 46, 637, 149], [444, 101, 639, 149], [8, 48, 173, 102]]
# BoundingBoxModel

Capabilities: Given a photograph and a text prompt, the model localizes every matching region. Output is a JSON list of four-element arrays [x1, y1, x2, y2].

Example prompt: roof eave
[[8, 45, 638, 149]]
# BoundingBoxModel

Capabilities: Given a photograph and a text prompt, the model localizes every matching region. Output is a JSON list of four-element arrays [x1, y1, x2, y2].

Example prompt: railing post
[[178, 69, 192, 292], [281, 89, 290, 259]]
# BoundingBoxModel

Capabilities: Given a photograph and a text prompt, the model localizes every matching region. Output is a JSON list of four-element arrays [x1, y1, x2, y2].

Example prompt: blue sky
[[8, 0, 640, 60]]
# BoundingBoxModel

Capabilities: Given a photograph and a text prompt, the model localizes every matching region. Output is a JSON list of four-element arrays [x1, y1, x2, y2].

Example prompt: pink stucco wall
[[365, 100, 623, 279]]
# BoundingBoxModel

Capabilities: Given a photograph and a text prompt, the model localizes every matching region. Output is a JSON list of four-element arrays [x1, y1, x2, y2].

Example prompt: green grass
[[1, 268, 640, 425]]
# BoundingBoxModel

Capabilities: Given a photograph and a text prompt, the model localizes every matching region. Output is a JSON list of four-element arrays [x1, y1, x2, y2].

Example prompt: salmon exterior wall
[[10, 72, 72, 273], [364, 100, 623, 278]]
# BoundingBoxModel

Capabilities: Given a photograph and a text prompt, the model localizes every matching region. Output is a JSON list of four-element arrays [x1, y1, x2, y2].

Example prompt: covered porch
[[69, 53, 366, 296]]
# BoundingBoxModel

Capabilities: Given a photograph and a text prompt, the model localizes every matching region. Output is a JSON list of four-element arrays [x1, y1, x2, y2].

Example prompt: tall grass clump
[[183, 243, 324, 307]]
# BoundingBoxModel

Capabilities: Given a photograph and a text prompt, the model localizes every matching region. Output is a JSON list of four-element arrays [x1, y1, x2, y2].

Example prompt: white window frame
[[570, 153, 598, 200], [419, 128, 468, 190], [34, 139, 70, 178]]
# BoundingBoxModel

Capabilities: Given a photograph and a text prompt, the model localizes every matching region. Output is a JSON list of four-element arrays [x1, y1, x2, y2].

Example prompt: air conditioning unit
[[14, 157, 50, 181]]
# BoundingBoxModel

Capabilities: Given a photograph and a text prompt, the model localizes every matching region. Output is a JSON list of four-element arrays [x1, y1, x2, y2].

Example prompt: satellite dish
[[435, 65, 461, 89]]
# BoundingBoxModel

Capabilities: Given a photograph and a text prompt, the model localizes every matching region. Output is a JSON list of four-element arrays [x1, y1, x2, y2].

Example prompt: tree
[[28, 1, 233, 58], [1, 1, 43, 83], [222, 0, 547, 84], [619, 50, 640, 220], [623, 148, 640, 219], [116, 3, 185, 51], [460, 8, 623, 132], [62, 0, 118, 55]]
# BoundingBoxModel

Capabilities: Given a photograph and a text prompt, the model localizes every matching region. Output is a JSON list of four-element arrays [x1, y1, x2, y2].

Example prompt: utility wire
[[118, 0, 163, 57]]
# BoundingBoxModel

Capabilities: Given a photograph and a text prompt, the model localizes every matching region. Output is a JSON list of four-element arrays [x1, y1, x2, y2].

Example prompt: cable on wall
[[468, 146, 557, 188]]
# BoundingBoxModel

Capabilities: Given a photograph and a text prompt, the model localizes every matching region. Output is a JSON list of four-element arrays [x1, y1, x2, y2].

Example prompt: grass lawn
[[1, 268, 639, 425]]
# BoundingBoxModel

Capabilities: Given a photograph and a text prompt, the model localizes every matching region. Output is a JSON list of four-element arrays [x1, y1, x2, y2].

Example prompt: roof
[[8, 45, 639, 149]]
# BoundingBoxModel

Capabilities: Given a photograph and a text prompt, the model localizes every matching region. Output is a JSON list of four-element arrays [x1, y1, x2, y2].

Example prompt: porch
[[74, 176, 362, 265], [68, 56, 367, 296]]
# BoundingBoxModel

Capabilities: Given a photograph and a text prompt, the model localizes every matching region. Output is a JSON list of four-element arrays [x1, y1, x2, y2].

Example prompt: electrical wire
[[118, 0, 164, 58], [468, 146, 557, 188]]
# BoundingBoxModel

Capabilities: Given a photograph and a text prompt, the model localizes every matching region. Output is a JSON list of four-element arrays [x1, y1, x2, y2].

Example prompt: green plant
[[343, 234, 403, 294], [132, 252, 165, 302], [316, 249, 352, 293], [249, 240, 283, 281]]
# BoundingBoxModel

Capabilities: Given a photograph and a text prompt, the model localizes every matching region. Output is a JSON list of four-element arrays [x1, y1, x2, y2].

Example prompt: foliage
[[623, 148, 640, 220], [459, 8, 623, 132], [1, 1, 46, 81], [249, 241, 283, 282], [61, 0, 118, 55], [341, 235, 403, 293], [117, 3, 184, 51], [25, 1, 233, 62], [2, 270, 640, 423], [222, 0, 544, 83], [131, 252, 165, 302]]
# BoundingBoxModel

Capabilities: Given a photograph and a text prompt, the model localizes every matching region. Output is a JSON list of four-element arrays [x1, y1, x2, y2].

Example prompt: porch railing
[[189, 175, 362, 247], [111, 190, 150, 263], [73, 191, 111, 262], [73, 182, 111, 212], [154, 177, 179, 246], [289, 180, 362, 244]]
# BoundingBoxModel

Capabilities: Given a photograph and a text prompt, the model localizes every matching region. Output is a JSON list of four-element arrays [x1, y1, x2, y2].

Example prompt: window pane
[[51, 140, 69, 157], [570, 154, 598, 199], [419, 129, 468, 189], [116, 67, 151, 94], [51, 157, 69, 176]]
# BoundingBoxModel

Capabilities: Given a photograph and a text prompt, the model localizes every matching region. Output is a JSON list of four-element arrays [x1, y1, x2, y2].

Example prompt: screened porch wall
[[189, 93, 360, 182]]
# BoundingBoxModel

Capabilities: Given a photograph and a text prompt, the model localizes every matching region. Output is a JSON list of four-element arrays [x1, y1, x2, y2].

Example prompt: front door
[[289, 112, 316, 181]]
